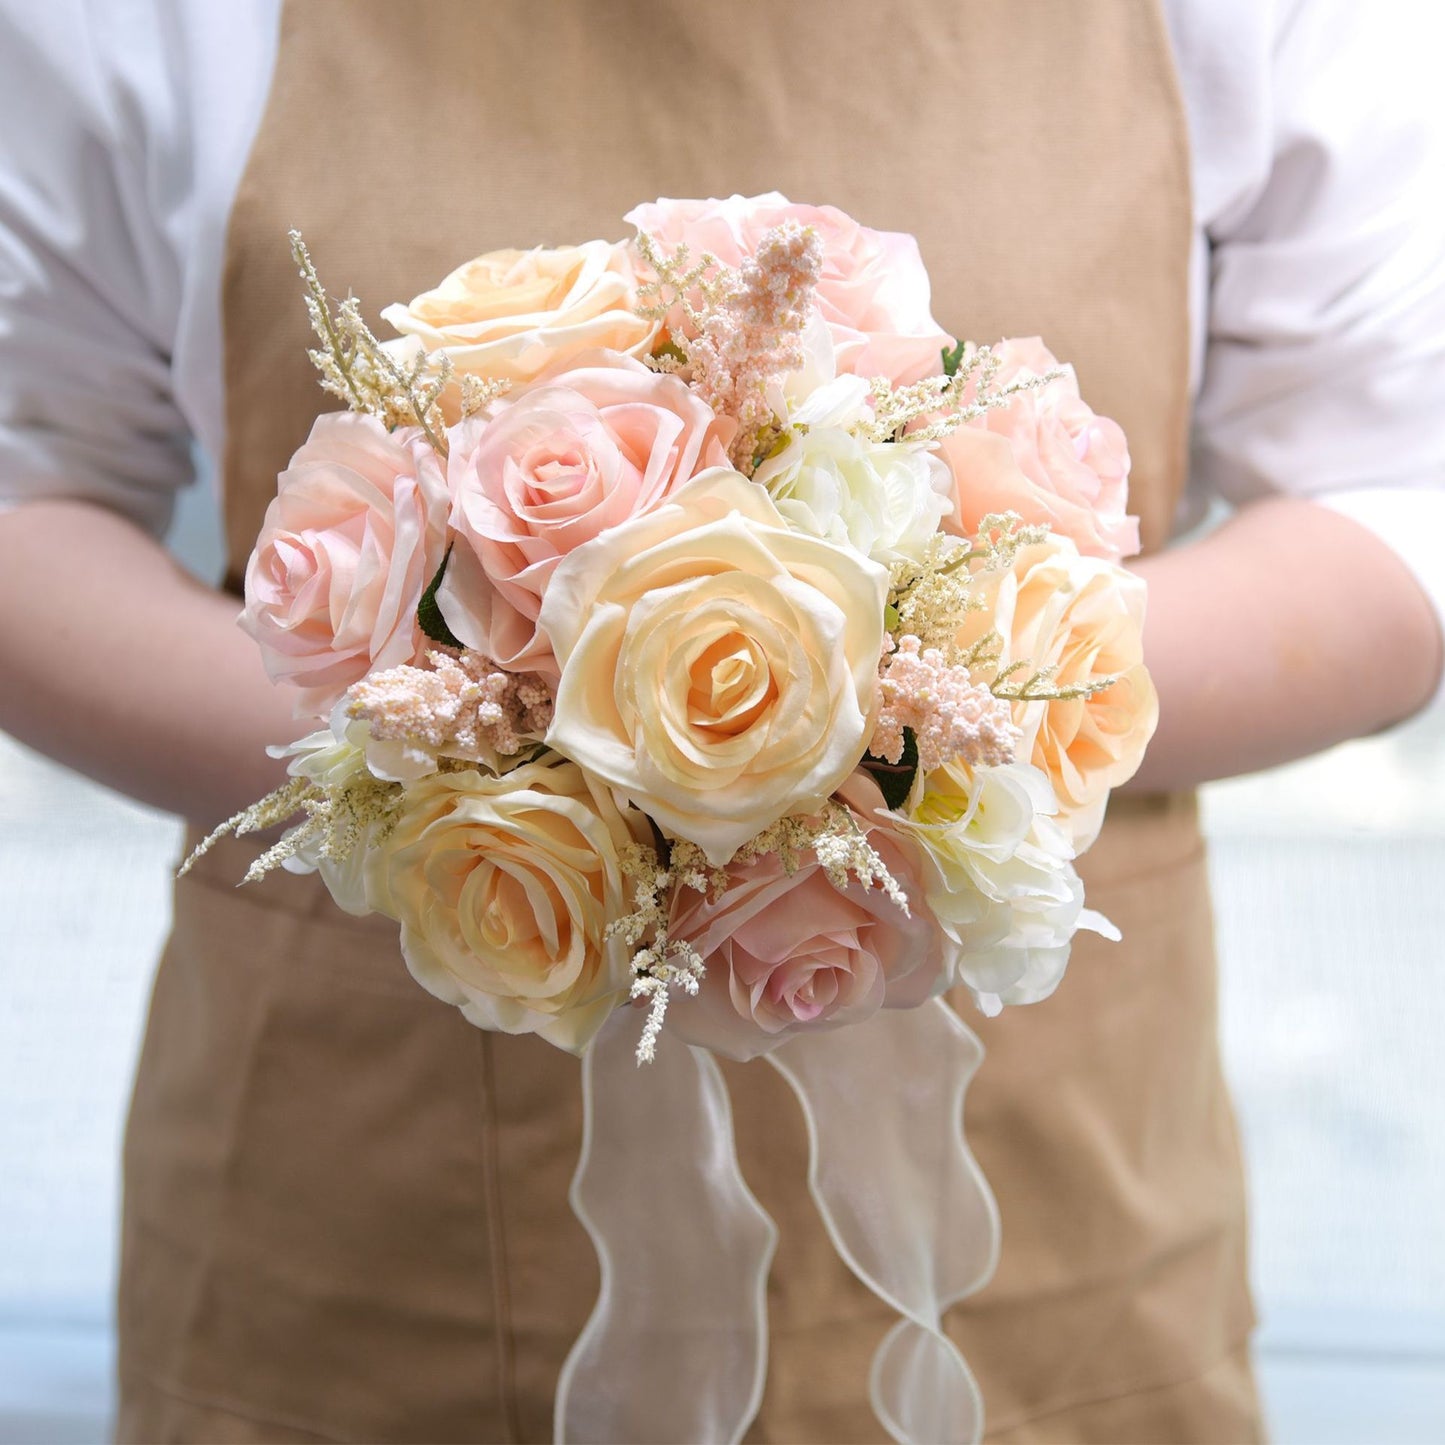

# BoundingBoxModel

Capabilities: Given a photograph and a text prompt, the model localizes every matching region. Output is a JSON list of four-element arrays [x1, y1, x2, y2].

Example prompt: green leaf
[[940, 338, 966, 379], [417, 543, 465, 649], [862, 727, 919, 812]]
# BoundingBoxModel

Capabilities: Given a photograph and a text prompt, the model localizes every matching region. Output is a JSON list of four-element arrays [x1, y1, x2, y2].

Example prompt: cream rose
[[625, 193, 952, 385], [363, 758, 648, 1053], [665, 773, 949, 1059], [537, 470, 887, 865], [240, 413, 447, 718], [437, 354, 733, 678], [381, 241, 658, 412], [958, 536, 1158, 850], [939, 337, 1139, 562]]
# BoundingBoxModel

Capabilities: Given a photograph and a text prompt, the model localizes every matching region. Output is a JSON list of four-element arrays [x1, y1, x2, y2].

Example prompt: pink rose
[[665, 776, 949, 1060], [437, 353, 732, 679], [241, 413, 447, 718], [939, 337, 1139, 562], [625, 192, 952, 386]]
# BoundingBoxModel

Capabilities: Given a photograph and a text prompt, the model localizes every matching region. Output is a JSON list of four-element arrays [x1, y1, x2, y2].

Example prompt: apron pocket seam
[[117, 1365, 352, 1444], [983, 1325, 1260, 1439]]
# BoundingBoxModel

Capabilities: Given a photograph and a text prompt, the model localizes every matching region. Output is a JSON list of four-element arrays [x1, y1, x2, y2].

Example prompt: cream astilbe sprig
[[862, 342, 1064, 448], [633, 223, 823, 474], [290, 231, 509, 458], [990, 660, 1122, 705], [886, 514, 1053, 662], [605, 841, 708, 1066], [888, 533, 984, 659], [887, 515, 1123, 708], [179, 768, 404, 887], [720, 802, 909, 912], [628, 943, 707, 1067]]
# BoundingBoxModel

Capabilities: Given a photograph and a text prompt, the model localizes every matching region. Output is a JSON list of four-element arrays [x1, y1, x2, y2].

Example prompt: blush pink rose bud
[[437, 353, 734, 680], [665, 775, 951, 1061], [939, 336, 1140, 562], [625, 192, 953, 387], [241, 412, 448, 718]]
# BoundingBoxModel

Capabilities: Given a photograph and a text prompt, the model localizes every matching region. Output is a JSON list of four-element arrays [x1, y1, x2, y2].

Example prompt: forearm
[[0, 498, 297, 823], [1127, 496, 1443, 792]]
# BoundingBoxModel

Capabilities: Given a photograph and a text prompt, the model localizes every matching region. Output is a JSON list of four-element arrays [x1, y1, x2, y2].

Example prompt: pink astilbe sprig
[[635, 222, 823, 473], [872, 634, 1019, 773], [346, 648, 554, 762]]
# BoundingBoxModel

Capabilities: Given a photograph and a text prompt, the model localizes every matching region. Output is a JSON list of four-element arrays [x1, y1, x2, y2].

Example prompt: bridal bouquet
[[190, 193, 1156, 1444]]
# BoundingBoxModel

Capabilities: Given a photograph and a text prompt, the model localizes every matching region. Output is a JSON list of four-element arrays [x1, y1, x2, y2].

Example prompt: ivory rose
[[381, 241, 658, 412], [438, 354, 733, 679], [752, 423, 952, 566], [939, 337, 1139, 562], [363, 758, 649, 1053], [241, 412, 447, 718], [898, 760, 1113, 1015], [537, 469, 888, 866], [665, 776, 948, 1060], [958, 536, 1158, 850], [625, 192, 952, 385]]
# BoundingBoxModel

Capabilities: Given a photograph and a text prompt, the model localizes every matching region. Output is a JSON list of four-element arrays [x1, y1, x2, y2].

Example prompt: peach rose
[[625, 193, 952, 385], [939, 337, 1140, 562], [957, 537, 1158, 850], [665, 773, 951, 1059], [241, 413, 447, 718], [363, 758, 650, 1053], [436, 354, 733, 679], [380, 241, 658, 413], [538, 469, 887, 866]]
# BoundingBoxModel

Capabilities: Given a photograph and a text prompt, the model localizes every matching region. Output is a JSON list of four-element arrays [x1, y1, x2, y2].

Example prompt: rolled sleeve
[[1189, 0, 1445, 704], [0, 3, 192, 537]]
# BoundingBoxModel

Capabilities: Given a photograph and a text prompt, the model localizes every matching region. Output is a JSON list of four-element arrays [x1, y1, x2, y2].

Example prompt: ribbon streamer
[[556, 1010, 778, 1444], [557, 997, 997, 1443], [767, 998, 1000, 1445]]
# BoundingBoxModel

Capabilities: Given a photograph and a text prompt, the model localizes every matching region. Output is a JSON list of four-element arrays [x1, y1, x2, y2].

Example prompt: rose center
[[524, 447, 591, 506], [477, 867, 541, 952], [687, 632, 776, 737]]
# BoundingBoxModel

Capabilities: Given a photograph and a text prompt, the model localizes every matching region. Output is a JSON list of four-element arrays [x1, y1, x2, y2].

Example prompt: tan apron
[[117, 3, 1262, 1441]]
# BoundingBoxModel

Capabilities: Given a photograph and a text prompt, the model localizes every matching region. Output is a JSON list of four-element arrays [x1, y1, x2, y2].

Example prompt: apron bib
[[118, 4, 1261, 1440]]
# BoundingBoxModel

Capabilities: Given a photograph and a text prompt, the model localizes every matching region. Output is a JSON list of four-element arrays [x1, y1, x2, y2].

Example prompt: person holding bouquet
[[0, 2, 1441, 1441]]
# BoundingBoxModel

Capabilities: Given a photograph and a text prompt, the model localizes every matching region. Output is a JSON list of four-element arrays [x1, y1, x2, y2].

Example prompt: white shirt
[[1, 0, 1444, 653]]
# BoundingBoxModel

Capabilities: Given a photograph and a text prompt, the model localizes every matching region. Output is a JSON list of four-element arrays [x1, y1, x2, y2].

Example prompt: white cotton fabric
[[0, 0, 1442, 652]]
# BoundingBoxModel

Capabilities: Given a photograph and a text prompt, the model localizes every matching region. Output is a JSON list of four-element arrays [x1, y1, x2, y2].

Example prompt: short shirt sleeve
[[0, 2, 193, 537], [1189, 0, 1445, 648]]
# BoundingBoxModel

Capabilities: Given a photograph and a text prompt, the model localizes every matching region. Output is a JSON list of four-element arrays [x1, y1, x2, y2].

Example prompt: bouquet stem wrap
[[557, 998, 999, 1444]]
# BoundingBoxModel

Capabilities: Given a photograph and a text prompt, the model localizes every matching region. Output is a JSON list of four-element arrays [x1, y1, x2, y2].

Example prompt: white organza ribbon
[[555, 1009, 778, 1444], [767, 998, 1000, 1445], [556, 997, 997, 1444]]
